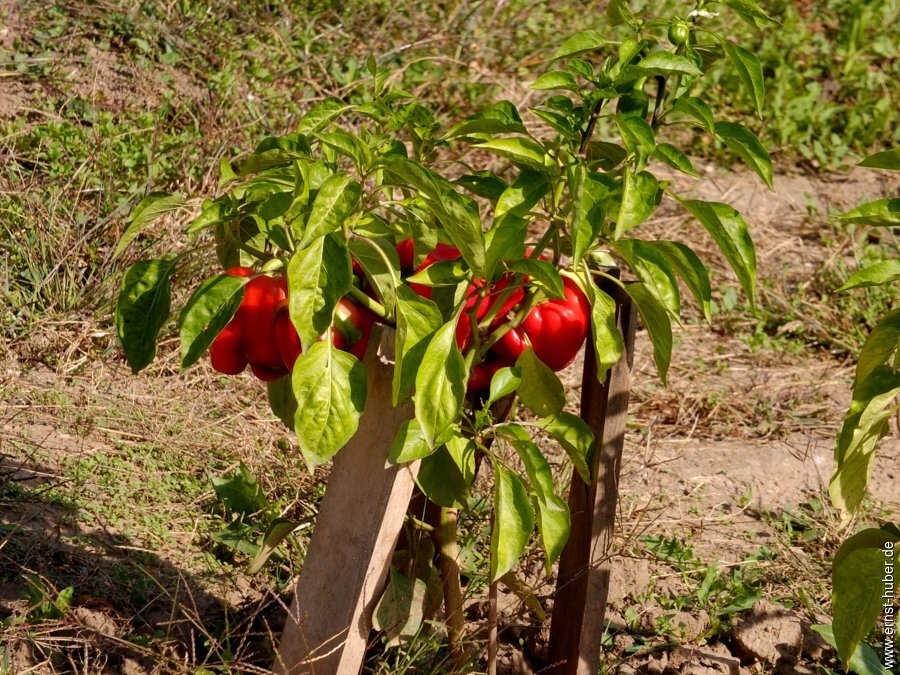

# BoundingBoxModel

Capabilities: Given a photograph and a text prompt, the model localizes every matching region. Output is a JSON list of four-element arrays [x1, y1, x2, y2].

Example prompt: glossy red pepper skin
[[250, 362, 289, 381], [237, 275, 287, 369], [492, 276, 590, 371], [396, 238, 415, 272], [333, 298, 376, 360], [273, 300, 302, 370], [209, 322, 247, 375]]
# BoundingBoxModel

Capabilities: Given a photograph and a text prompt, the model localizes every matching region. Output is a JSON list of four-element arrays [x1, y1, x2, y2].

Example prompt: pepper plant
[[115, 0, 771, 648], [827, 146, 900, 671]]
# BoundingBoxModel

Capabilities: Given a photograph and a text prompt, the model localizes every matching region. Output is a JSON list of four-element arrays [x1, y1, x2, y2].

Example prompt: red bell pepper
[[455, 276, 525, 353], [492, 276, 590, 371], [396, 237, 415, 272], [273, 297, 377, 370]]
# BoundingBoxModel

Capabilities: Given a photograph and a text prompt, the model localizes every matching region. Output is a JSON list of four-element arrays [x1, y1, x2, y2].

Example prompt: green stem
[[650, 75, 667, 127], [439, 507, 465, 663], [347, 284, 392, 323], [578, 97, 607, 156]]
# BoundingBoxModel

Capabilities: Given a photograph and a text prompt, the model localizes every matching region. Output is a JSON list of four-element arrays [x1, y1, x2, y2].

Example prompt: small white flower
[[688, 9, 719, 18]]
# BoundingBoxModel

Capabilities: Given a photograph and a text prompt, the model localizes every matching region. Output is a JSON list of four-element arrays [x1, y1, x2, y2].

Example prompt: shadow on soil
[[0, 453, 287, 673]]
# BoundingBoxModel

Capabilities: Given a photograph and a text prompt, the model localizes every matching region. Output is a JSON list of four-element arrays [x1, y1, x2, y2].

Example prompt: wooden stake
[[546, 278, 636, 675], [274, 327, 418, 675]]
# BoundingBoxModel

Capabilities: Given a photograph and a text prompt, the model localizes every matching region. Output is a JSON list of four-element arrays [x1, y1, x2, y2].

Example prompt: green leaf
[[291, 341, 368, 468], [517, 348, 565, 417], [495, 169, 551, 220], [406, 259, 470, 287], [476, 138, 552, 173], [675, 198, 757, 306], [858, 148, 900, 172], [624, 282, 672, 384], [348, 237, 401, 314], [414, 321, 466, 448], [247, 519, 303, 574], [543, 411, 595, 484], [187, 196, 236, 234], [456, 172, 509, 201], [210, 521, 258, 556], [811, 624, 894, 675], [614, 168, 660, 238], [487, 366, 522, 406], [445, 100, 527, 139], [510, 258, 565, 300], [178, 273, 248, 370], [211, 462, 267, 516], [569, 165, 613, 264], [114, 193, 186, 258], [831, 526, 900, 669], [723, 42, 765, 117], [512, 438, 570, 573], [298, 172, 361, 248], [531, 70, 579, 91], [714, 121, 773, 189], [490, 466, 535, 581], [485, 215, 528, 281], [671, 96, 715, 133], [644, 241, 712, 321], [837, 198, 900, 227], [611, 239, 681, 318], [586, 140, 629, 170], [830, 366, 900, 514], [856, 308, 900, 386], [393, 286, 443, 405], [488, 169, 549, 274], [316, 131, 373, 172], [652, 143, 699, 177], [372, 566, 429, 644], [635, 51, 702, 77], [607, 0, 637, 28], [267, 376, 297, 429], [586, 277, 625, 383], [552, 30, 613, 59], [297, 98, 351, 135], [379, 156, 486, 275], [388, 419, 435, 465], [287, 235, 353, 351], [723, 0, 778, 27], [838, 259, 900, 291], [115, 258, 175, 373], [615, 115, 656, 159], [415, 437, 475, 509]]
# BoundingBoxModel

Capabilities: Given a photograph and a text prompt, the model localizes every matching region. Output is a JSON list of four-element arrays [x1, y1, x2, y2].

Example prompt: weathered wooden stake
[[274, 327, 417, 675], [547, 279, 636, 675]]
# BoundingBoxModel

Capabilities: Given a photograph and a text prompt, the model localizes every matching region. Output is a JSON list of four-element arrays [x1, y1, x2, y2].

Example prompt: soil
[[2, 166, 898, 673], [1, 2, 899, 667]]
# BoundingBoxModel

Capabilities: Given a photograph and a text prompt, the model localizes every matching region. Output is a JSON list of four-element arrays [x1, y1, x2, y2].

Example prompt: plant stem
[[578, 97, 606, 156], [488, 577, 499, 675], [439, 507, 465, 666], [346, 284, 392, 323], [651, 75, 667, 127]]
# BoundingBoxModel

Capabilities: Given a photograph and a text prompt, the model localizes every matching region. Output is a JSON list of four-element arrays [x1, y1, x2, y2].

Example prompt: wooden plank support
[[274, 327, 418, 675], [546, 278, 637, 675]]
